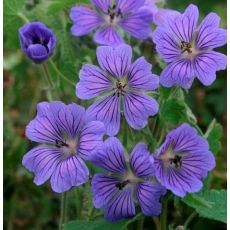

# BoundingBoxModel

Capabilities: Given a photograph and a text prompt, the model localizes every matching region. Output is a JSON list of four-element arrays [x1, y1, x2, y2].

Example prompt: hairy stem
[[160, 195, 169, 230], [59, 192, 67, 230], [184, 211, 197, 229]]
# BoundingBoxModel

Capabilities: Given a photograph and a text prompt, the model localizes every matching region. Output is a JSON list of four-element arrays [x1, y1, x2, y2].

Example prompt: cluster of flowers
[[19, 0, 226, 222]]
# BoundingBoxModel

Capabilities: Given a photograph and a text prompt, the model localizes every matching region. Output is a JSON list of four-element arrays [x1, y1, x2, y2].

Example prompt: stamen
[[115, 180, 130, 190], [180, 41, 192, 54], [108, 5, 123, 23], [170, 155, 182, 169], [55, 140, 68, 148], [113, 81, 126, 97]]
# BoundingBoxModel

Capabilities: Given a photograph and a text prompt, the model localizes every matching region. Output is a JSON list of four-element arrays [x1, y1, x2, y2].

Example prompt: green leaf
[[64, 215, 142, 230], [159, 99, 187, 125], [3, 0, 26, 48], [182, 190, 226, 223], [47, 0, 89, 14], [205, 119, 223, 155]]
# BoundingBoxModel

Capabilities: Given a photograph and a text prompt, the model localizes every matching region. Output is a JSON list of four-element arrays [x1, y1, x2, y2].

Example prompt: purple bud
[[18, 22, 56, 63]]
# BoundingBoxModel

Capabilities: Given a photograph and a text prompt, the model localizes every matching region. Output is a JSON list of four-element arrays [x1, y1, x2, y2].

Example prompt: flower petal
[[86, 94, 120, 136], [27, 44, 48, 63], [116, 0, 145, 14], [50, 155, 89, 193], [90, 137, 127, 173], [164, 4, 199, 42], [130, 143, 154, 177], [196, 13, 227, 49], [152, 27, 180, 62], [91, 0, 111, 13], [124, 92, 158, 130], [127, 57, 159, 90], [96, 44, 132, 79], [70, 6, 104, 36], [22, 146, 62, 186], [78, 121, 105, 160], [118, 9, 152, 40], [49, 102, 86, 139], [194, 51, 227, 86], [137, 182, 166, 216], [76, 64, 112, 99], [91, 174, 120, 208], [160, 59, 195, 89], [104, 187, 135, 222], [93, 25, 124, 46], [26, 102, 64, 144]]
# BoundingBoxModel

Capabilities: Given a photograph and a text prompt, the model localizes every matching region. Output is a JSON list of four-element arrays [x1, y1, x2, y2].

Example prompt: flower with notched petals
[[22, 101, 105, 193]]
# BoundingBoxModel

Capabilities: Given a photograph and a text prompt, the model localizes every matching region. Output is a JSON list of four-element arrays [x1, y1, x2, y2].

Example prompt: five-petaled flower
[[76, 44, 159, 136], [91, 137, 166, 221], [19, 22, 56, 63], [152, 4, 227, 89], [22, 101, 105, 193], [70, 0, 152, 46], [153, 123, 215, 197]]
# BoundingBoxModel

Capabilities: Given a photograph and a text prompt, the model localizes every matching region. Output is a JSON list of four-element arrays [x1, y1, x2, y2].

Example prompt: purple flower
[[76, 44, 159, 136], [22, 101, 105, 193], [152, 4, 227, 89], [19, 22, 56, 63], [69, 0, 152, 46], [91, 137, 166, 221], [153, 123, 216, 197]]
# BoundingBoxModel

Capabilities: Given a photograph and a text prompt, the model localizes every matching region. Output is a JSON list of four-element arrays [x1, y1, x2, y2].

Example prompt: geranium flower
[[91, 137, 166, 221], [19, 22, 56, 63], [76, 44, 159, 136], [22, 101, 105, 193], [70, 0, 152, 46], [153, 123, 215, 197], [152, 4, 227, 88]]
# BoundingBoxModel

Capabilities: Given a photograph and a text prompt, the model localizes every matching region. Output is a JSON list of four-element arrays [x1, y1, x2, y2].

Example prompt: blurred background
[[3, 0, 227, 229]]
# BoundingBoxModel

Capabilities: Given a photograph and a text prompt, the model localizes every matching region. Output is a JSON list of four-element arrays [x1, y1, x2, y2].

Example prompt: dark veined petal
[[160, 59, 195, 89], [116, 0, 145, 14], [93, 25, 124, 47], [104, 186, 135, 222], [26, 102, 64, 144], [96, 44, 132, 79], [118, 9, 152, 40], [90, 137, 127, 173], [78, 121, 105, 160], [137, 182, 166, 216], [76, 64, 112, 99], [130, 143, 154, 177], [196, 13, 227, 49], [162, 4, 198, 43], [194, 51, 227, 86], [49, 102, 86, 139], [152, 27, 180, 62], [123, 92, 158, 130], [127, 57, 159, 90], [50, 155, 89, 193], [22, 146, 62, 186], [70, 6, 104, 36], [27, 44, 48, 63], [91, 174, 120, 208], [91, 0, 112, 13], [86, 94, 121, 136]]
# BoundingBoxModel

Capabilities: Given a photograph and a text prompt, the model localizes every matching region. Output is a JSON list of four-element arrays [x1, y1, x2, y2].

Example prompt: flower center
[[55, 139, 78, 156], [160, 146, 183, 169], [107, 4, 123, 24], [113, 80, 127, 97], [115, 180, 130, 190], [180, 41, 192, 54]]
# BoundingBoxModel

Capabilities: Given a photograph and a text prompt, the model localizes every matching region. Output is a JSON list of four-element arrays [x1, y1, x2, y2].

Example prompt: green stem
[[160, 195, 169, 230], [59, 192, 67, 230], [136, 217, 144, 230], [17, 12, 29, 23], [49, 60, 75, 87], [42, 63, 55, 88], [184, 211, 197, 229]]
